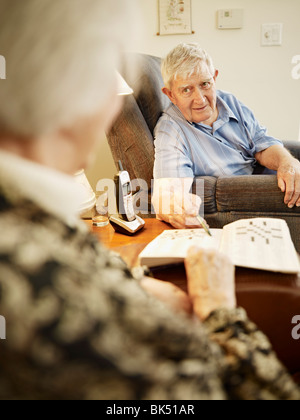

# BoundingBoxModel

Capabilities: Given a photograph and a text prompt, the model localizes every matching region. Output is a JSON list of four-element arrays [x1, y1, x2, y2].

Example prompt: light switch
[[217, 9, 243, 29], [261, 24, 283, 46]]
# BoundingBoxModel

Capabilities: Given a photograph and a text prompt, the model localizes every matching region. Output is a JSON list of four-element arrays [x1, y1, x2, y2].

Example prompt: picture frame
[[157, 0, 194, 36]]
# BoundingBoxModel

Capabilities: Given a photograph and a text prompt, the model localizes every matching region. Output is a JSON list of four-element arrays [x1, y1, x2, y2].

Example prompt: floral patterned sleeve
[[204, 308, 300, 400]]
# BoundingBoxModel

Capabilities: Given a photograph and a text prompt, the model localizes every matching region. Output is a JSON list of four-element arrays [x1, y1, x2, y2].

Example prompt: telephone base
[[109, 215, 145, 236]]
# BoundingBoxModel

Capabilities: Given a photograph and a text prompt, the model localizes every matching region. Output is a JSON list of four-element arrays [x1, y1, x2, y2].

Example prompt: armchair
[[107, 53, 300, 251], [107, 53, 300, 375]]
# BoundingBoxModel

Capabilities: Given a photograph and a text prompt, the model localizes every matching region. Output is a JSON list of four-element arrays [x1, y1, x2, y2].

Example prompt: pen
[[197, 215, 212, 237]]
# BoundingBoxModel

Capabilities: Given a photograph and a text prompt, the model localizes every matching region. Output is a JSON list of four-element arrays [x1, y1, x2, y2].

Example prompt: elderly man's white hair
[[0, 0, 138, 138], [162, 43, 215, 89]]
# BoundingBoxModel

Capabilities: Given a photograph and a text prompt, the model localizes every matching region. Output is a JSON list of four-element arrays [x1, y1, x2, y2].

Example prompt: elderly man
[[153, 43, 300, 229]]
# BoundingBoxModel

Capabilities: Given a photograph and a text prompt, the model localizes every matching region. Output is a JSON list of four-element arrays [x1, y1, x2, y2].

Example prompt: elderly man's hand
[[185, 248, 236, 321], [277, 158, 300, 208], [160, 192, 203, 229], [255, 145, 300, 209], [152, 178, 206, 229]]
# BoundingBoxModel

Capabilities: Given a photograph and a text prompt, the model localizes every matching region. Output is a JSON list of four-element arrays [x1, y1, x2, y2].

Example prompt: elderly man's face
[[163, 63, 219, 126]]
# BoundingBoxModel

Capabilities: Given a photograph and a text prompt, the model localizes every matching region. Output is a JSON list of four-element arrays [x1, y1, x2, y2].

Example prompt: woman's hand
[[185, 247, 236, 321], [140, 277, 193, 316]]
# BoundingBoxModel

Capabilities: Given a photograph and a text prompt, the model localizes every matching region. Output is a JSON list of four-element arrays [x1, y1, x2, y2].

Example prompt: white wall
[[86, 0, 300, 188]]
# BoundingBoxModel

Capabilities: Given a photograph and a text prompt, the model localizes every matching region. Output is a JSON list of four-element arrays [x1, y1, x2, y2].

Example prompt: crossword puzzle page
[[220, 218, 300, 273], [139, 218, 300, 273], [139, 228, 222, 268]]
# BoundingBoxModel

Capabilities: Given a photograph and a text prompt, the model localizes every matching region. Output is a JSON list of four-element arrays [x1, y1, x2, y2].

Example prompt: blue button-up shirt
[[154, 90, 283, 179]]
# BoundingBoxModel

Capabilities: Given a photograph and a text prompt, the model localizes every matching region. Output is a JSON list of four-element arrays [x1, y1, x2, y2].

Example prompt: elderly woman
[[153, 43, 300, 229], [0, 0, 299, 400]]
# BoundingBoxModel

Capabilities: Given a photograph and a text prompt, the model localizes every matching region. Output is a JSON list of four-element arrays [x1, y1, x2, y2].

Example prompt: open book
[[139, 218, 300, 274]]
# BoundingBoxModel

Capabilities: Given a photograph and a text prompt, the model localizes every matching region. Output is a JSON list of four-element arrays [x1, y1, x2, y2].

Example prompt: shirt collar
[[216, 94, 238, 123], [0, 150, 88, 227]]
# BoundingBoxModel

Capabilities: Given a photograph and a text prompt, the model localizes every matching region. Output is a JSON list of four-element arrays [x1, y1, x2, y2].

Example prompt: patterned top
[[154, 91, 283, 179], [0, 170, 299, 400]]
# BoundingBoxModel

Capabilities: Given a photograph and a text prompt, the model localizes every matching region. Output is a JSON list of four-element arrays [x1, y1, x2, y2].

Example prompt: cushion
[[123, 54, 170, 136]]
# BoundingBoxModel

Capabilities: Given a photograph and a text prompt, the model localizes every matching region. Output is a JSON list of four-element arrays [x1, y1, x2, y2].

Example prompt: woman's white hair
[[0, 0, 139, 137], [162, 43, 215, 89]]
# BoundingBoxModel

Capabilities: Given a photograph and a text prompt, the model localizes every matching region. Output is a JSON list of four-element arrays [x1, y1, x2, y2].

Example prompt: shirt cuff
[[254, 139, 284, 154]]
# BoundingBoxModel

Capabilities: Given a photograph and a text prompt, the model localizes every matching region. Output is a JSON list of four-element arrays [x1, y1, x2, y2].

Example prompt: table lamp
[[75, 73, 134, 221], [74, 169, 97, 218], [116, 72, 134, 96]]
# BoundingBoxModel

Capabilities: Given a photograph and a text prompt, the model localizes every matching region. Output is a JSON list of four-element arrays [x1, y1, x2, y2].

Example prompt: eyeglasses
[[178, 79, 214, 98]]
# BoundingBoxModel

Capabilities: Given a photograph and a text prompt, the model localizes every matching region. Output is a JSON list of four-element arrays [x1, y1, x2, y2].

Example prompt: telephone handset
[[109, 161, 145, 235], [114, 161, 136, 222]]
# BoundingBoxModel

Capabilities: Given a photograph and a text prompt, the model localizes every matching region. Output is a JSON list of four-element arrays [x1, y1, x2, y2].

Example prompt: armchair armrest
[[216, 175, 300, 213], [283, 140, 300, 161], [193, 175, 300, 215]]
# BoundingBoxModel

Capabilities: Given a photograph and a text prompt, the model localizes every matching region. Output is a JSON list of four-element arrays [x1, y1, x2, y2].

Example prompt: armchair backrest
[[106, 54, 169, 187]]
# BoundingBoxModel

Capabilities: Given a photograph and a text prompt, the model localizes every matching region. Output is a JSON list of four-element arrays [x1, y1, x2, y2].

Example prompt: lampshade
[[74, 169, 96, 217], [116, 72, 134, 96]]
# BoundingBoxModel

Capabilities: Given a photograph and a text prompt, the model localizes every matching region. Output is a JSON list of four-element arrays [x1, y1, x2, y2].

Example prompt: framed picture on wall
[[158, 0, 193, 36]]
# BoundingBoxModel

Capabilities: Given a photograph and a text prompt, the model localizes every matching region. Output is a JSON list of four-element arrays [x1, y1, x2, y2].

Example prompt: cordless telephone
[[109, 161, 145, 235], [114, 161, 136, 222]]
